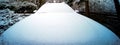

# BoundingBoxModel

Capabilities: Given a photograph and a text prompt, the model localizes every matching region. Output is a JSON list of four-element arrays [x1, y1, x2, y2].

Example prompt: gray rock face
[[65, 0, 118, 14], [89, 0, 116, 14]]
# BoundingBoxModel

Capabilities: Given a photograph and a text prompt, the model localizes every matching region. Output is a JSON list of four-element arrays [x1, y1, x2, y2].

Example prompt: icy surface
[[0, 3, 120, 45]]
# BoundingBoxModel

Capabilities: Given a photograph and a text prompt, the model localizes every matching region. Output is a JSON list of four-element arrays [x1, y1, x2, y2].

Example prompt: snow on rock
[[0, 0, 9, 3], [0, 3, 120, 45], [0, 9, 28, 34]]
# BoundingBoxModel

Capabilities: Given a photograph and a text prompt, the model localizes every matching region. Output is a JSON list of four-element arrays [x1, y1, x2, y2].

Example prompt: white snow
[[36, 2, 74, 13], [0, 2, 120, 45]]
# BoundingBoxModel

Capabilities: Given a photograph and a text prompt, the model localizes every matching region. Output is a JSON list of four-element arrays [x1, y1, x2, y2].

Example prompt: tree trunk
[[85, 0, 90, 16]]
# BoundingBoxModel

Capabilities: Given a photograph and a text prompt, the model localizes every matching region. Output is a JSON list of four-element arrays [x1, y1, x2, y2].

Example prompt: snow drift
[[0, 2, 120, 45]]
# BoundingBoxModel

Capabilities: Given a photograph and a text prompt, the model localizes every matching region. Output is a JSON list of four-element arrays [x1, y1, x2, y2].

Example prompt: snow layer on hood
[[0, 3, 120, 45]]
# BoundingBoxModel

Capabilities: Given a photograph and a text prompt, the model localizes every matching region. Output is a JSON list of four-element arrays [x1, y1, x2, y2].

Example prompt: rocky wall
[[89, 0, 116, 14]]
